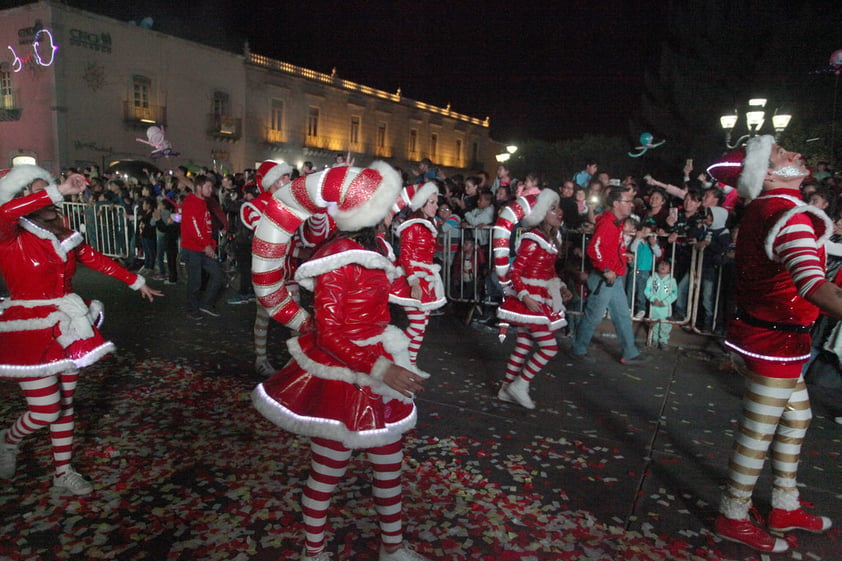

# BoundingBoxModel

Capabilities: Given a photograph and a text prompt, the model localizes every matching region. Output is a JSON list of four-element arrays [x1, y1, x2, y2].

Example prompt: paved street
[[1, 268, 841, 561]]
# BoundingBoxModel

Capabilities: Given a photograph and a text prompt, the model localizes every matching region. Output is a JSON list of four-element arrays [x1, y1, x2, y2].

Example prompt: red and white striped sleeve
[[772, 212, 827, 299]]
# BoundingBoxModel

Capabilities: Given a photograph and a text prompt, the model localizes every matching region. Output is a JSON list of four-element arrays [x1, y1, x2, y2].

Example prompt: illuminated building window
[[377, 123, 386, 148], [455, 139, 463, 164], [308, 106, 319, 137], [430, 133, 438, 158], [270, 98, 284, 131], [472, 141, 479, 163], [350, 115, 360, 144], [409, 129, 418, 153], [132, 75, 150, 109], [0, 70, 11, 108]]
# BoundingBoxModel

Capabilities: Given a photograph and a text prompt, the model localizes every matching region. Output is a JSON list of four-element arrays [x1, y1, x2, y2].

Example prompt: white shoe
[[301, 550, 333, 561], [497, 383, 514, 404], [379, 544, 431, 561], [634, 310, 645, 320], [255, 357, 275, 377], [0, 430, 19, 479], [505, 378, 536, 409], [53, 467, 93, 495]]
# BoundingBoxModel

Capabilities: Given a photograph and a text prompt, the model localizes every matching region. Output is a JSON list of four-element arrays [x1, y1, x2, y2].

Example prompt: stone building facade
[[0, 1, 495, 178]]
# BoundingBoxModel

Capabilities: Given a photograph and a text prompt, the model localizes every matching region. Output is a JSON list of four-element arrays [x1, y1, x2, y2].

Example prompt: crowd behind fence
[[65, 201, 730, 344], [63, 201, 133, 260], [431, 225, 731, 340]]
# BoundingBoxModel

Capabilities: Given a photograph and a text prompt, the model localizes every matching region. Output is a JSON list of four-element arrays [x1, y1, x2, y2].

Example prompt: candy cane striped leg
[[50, 368, 80, 477], [367, 438, 404, 550], [8, 375, 62, 444], [404, 309, 430, 365], [503, 329, 533, 385], [519, 326, 558, 383], [302, 437, 351, 556]]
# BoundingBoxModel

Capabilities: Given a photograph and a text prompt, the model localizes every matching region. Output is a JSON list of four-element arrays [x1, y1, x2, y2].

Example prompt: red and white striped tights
[[3, 369, 79, 478], [302, 436, 404, 556], [405, 309, 430, 365], [502, 326, 558, 385]]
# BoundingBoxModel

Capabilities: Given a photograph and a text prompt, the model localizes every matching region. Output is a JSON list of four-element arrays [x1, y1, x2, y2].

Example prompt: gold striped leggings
[[720, 371, 811, 519]]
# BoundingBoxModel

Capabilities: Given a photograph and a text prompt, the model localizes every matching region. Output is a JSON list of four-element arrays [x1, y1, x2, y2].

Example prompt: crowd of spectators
[[47, 154, 841, 355]]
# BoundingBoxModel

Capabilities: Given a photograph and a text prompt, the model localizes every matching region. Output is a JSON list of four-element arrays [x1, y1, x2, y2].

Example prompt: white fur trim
[[285, 325, 427, 404], [331, 161, 402, 231], [0, 165, 55, 205], [262, 162, 292, 190], [130, 276, 146, 290], [45, 183, 63, 204], [738, 135, 774, 201], [409, 181, 439, 211], [516, 231, 559, 254], [251, 383, 417, 449], [760, 195, 833, 261], [395, 217, 437, 236], [719, 496, 751, 520], [771, 486, 801, 511], [522, 189, 559, 228], [496, 308, 567, 330], [19, 218, 69, 261], [0, 294, 104, 349], [294, 249, 399, 289]]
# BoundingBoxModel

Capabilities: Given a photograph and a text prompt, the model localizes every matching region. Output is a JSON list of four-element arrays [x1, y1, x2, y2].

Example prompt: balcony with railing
[[0, 90, 22, 121], [265, 128, 287, 145], [208, 114, 242, 141], [303, 134, 344, 151], [123, 101, 166, 127]]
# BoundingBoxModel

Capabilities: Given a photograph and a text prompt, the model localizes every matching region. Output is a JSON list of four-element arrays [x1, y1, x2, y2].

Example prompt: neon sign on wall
[[8, 28, 58, 72]]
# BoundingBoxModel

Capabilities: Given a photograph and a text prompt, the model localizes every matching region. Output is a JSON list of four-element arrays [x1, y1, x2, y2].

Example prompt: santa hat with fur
[[521, 188, 560, 228], [397, 181, 439, 212], [0, 165, 56, 205], [255, 160, 293, 193], [492, 189, 560, 284], [706, 135, 775, 201]]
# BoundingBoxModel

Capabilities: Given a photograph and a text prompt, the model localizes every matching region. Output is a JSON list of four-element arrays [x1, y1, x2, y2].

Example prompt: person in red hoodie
[[180, 174, 224, 319], [569, 186, 646, 364]]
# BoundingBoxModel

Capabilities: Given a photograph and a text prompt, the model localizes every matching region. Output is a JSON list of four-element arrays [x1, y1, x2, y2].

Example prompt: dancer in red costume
[[494, 189, 571, 409], [389, 182, 447, 365], [0, 165, 161, 495], [252, 163, 431, 561], [706, 136, 839, 553]]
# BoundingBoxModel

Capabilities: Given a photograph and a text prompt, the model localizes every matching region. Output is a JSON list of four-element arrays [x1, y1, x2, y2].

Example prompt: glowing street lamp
[[720, 98, 790, 149]]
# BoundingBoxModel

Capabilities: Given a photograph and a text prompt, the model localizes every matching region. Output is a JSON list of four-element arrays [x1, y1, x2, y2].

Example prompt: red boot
[[714, 515, 788, 553], [767, 508, 832, 533]]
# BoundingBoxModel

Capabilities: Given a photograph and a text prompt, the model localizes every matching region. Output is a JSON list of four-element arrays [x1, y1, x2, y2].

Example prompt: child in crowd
[[644, 259, 678, 348], [629, 223, 662, 319], [463, 189, 495, 256]]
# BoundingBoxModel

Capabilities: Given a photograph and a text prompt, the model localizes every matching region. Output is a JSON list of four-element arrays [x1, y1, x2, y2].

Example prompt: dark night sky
[[63, 0, 666, 143]]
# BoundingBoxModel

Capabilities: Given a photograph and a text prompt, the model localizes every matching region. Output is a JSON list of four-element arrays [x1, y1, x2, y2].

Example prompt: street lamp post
[[495, 144, 518, 163], [720, 98, 791, 149]]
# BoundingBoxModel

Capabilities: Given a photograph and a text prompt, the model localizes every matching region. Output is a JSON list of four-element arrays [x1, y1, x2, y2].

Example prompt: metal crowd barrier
[[435, 226, 731, 342], [62, 201, 134, 260]]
